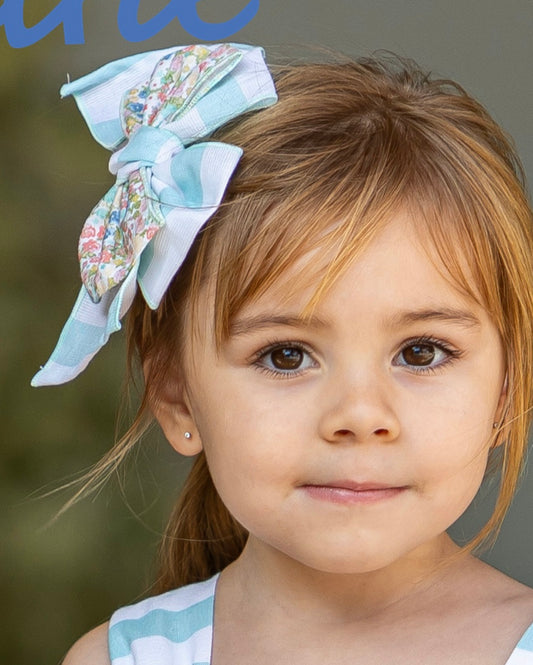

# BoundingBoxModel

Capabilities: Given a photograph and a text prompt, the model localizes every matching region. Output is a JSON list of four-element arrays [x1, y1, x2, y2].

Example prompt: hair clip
[[32, 43, 277, 387]]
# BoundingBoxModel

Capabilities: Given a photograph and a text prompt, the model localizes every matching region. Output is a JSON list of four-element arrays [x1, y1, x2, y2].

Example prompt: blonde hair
[[93, 54, 533, 592]]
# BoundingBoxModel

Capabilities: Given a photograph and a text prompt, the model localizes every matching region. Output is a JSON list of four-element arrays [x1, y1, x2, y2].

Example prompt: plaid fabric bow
[[32, 43, 277, 386]]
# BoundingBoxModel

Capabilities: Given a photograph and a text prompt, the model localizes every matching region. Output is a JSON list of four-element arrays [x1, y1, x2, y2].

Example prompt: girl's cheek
[[416, 429, 491, 488]]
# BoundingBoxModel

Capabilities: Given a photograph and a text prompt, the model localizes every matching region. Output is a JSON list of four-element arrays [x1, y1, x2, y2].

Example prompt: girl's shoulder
[[513, 620, 533, 658], [62, 623, 110, 665], [64, 574, 219, 665], [505, 584, 533, 658], [472, 562, 533, 662]]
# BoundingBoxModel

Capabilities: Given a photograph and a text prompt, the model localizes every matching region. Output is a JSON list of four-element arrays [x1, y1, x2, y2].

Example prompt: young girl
[[33, 43, 533, 664]]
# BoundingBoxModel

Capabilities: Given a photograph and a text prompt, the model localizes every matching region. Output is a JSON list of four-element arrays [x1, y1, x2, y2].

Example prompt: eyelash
[[252, 335, 463, 378], [395, 335, 464, 375], [252, 340, 317, 379]]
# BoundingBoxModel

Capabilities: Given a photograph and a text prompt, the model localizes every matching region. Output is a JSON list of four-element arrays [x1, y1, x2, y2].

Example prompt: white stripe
[[138, 206, 214, 309], [110, 655, 134, 665], [71, 48, 177, 125], [31, 355, 96, 386], [165, 107, 206, 142], [235, 46, 275, 103], [506, 647, 533, 664], [126, 629, 212, 663], [110, 576, 218, 624]]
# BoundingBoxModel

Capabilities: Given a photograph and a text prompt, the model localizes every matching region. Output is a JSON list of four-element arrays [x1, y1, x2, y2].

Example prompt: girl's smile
[[162, 210, 507, 577], [299, 482, 409, 505]]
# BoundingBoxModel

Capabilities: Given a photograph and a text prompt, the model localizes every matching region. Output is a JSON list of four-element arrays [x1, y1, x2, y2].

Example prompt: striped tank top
[[108, 573, 533, 664]]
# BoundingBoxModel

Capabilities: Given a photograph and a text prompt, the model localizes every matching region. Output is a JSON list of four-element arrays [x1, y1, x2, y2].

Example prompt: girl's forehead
[[234, 212, 486, 321], [192, 203, 501, 351]]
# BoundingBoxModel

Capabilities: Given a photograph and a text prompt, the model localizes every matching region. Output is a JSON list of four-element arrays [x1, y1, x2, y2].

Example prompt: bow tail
[[31, 265, 139, 387]]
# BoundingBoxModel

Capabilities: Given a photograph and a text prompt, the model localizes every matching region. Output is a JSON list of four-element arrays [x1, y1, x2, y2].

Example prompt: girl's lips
[[300, 481, 408, 504]]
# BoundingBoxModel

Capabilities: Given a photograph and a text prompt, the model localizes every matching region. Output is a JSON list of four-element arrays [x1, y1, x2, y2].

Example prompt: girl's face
[[166, 211, 507, 575]]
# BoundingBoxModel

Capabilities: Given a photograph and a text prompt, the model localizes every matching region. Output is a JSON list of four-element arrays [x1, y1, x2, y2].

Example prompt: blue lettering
[[177, 0, 260, 40], [117, 0, 260, 42], [0, 0, 260, 48], [0, 0, 86, 48], [117, 0, 181, 42]]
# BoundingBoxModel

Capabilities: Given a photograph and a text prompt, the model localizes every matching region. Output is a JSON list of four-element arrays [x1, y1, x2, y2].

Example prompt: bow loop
[[122, 44, 244, 134]]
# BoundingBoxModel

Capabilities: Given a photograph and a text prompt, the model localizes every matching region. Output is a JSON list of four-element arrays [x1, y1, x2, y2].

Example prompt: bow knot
[[109, 126, 184, 181], [80, 124, 188, 302]]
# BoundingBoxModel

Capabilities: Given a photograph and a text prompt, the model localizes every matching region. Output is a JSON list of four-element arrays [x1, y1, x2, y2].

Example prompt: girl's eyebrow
[[230, 307, 482, 338], [386, 307, 482, 330], [230, 314, 329, 337]]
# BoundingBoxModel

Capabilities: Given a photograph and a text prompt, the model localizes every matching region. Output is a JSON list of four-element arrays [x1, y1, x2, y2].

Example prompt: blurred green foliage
[[0, 7, 192, 663]]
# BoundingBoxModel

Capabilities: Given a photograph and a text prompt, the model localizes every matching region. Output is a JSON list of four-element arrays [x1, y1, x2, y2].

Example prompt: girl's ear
[[495, 372, 509, 422], [144, 361, 203, 457], [492, 373, 509, 448]]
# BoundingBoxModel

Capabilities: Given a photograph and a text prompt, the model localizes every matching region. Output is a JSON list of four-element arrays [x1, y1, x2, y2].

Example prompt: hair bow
[[32, 43, 277, 387]]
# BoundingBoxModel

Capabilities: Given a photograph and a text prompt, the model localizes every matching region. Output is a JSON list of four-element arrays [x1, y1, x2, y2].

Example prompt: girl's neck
[[220, 533, 467, 623]]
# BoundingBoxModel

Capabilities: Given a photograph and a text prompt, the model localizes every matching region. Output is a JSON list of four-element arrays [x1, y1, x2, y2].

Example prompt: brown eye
[[255, 342, 316, 377], [270, 347, 304, 370], [402, 344, 435, 366]]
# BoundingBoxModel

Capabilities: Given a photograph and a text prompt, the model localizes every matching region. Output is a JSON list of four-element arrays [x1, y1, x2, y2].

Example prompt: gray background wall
[[2, 1, 532, 663]]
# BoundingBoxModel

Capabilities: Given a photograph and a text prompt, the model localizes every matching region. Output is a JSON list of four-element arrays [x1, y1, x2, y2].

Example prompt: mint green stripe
[[517, 622, 533, 650], [109, 595, 213, 659], [194, 77, 247, 135]]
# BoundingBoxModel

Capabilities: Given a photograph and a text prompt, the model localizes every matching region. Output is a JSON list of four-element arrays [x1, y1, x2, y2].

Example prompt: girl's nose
[[317, 369, 401, 444]]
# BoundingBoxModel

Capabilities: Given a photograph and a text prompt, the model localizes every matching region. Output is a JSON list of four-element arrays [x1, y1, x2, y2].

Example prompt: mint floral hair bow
[[32, 43, 277, 387]]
